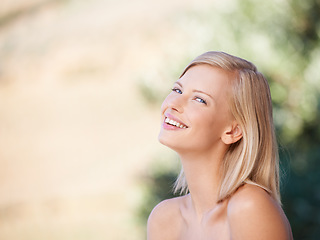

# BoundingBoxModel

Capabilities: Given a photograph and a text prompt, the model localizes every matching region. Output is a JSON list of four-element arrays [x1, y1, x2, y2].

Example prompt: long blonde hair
[[174, 51, 280, 204]]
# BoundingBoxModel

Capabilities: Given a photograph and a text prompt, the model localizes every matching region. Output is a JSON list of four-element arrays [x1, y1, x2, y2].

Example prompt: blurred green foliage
[[137, 162, 179, 226], [138, 0, 320, 239]]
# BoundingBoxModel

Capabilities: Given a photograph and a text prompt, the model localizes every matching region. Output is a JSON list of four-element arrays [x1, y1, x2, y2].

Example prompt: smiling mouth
[[164, 117, 188, 128]]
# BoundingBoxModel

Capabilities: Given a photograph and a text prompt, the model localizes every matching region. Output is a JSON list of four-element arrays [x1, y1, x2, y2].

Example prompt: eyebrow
[[174, 81, 215, 100]]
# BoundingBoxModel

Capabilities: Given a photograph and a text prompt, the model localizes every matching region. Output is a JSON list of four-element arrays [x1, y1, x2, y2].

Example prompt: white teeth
[[165, 117, 187, 128]]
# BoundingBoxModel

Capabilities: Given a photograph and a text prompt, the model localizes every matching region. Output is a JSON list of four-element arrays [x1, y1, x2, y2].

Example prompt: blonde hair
[[174, 51, 280, 204]]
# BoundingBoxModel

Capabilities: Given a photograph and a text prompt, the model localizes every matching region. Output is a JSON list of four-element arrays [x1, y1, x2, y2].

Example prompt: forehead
[[178, 64, 234, 97]]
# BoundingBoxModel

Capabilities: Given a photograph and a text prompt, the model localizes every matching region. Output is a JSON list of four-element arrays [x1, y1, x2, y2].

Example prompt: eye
[[172, 88, 182, 94], [195, 97, 207, 105]]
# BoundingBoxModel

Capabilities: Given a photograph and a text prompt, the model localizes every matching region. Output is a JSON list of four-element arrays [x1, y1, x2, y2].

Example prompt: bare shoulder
[[147, 196, 185, 240], [227, 184, 293, 240]]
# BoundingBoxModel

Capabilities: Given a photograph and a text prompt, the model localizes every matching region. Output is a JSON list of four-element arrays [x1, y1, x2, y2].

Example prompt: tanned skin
[[148, 65, 293, 240]]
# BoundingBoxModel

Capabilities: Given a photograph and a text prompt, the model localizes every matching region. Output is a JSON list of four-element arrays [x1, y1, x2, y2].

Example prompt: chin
[[158, 132, 169, 146], [158, 132, 175, 149], [158, 132, 185, 153]]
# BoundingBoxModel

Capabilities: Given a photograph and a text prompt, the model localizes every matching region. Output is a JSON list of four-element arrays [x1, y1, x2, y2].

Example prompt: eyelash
[[171, 88, 207, 105], [195, 97, 207, 105], [171, 88, 182, 94]]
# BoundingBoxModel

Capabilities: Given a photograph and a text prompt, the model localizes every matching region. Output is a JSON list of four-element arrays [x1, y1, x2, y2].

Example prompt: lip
[[162, 113, 188, 130]]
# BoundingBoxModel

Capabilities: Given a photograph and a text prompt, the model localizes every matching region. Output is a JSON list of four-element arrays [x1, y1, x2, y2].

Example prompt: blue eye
[[172, 88, 182, 94], [195, 97, 207, 105]]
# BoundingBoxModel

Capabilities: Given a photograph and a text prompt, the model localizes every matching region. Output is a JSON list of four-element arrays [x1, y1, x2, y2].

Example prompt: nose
[[161, 93, 184, 113]]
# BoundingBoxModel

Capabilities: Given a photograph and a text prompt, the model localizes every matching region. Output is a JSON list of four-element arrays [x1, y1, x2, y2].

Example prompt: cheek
[[191, 112, 225, 140]]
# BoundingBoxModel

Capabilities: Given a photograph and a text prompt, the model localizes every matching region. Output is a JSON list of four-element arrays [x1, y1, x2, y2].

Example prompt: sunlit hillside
[[0, 0, 213, 239]]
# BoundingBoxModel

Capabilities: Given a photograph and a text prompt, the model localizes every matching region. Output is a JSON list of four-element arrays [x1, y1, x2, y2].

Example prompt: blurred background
[[0, 0, 319, 239]]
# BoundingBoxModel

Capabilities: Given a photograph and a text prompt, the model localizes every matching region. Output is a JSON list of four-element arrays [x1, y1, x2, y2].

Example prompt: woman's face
[[158, 64, 235, 154]]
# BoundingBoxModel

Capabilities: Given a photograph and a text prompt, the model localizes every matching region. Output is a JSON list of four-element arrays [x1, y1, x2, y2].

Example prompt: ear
[[221, 122, 243, 145]]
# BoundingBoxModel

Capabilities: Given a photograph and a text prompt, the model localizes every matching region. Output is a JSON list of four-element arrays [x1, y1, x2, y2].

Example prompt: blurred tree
[[275, 1, 320, 238], [137, 164, 178, 226], [138, 0, 320, 239]]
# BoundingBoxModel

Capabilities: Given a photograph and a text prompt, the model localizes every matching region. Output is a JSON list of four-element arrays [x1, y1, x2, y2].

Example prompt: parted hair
[[174, 51, 280, 204]]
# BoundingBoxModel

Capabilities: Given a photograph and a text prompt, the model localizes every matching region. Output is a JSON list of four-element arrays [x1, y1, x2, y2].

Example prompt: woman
[[147, 51, 293, 240]]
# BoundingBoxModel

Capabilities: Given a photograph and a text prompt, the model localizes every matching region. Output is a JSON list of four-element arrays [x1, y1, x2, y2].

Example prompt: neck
[[178, 146, 227, 219]]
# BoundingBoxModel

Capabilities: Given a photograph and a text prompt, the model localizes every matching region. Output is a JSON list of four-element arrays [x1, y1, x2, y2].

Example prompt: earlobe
[[222, 124, 243, 145]]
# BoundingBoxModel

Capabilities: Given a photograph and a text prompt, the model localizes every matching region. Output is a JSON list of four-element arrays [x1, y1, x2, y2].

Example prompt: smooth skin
[[148, 65, 293, 240]]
